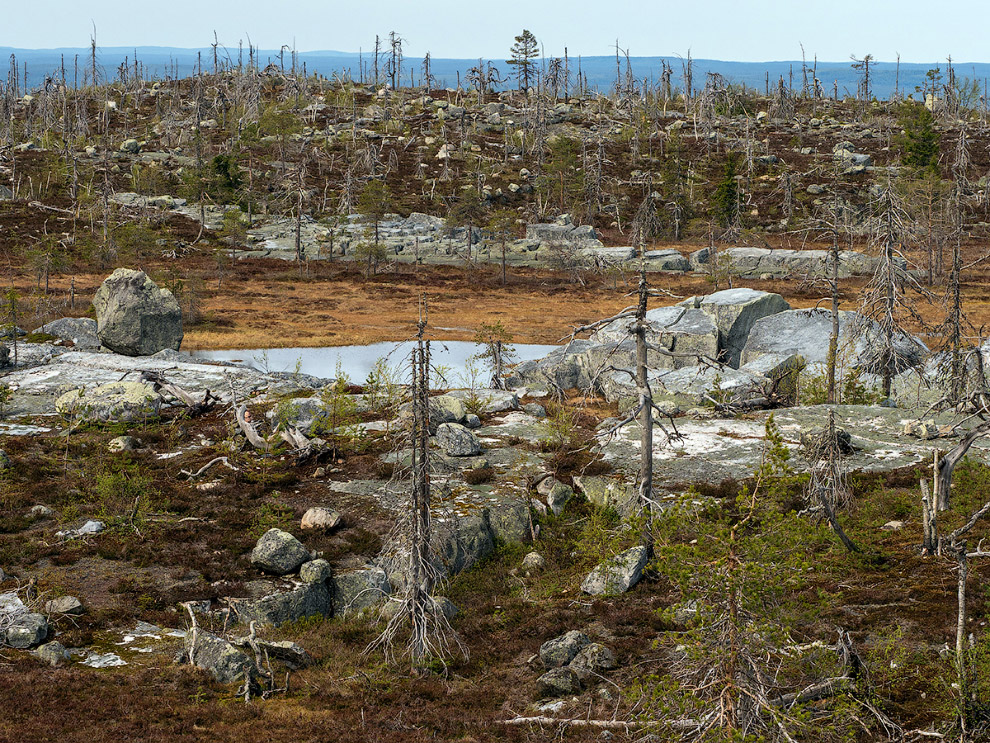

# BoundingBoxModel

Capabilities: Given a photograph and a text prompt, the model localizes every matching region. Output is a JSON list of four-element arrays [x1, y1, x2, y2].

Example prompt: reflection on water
[[190, 340, 557, 386]]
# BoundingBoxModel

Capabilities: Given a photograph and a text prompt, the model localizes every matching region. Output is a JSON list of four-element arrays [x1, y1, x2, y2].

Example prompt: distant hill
[[4, 46, 989, 100]]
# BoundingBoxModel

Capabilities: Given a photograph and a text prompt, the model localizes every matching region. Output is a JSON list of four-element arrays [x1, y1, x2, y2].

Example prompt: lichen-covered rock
[[540, 630, 591, 669], [186, 630, 255, 684], [38, 317, 101, 349], [537, 667, 582, 697], [331, 567, 390, 616], [34, 641, 71, 666], [45, 595, 84, 615], [55, 382, 162, 423], [299, 559, 332, 584], [569, 643, 617, 682], [581, 546, 649, 596], [93, 268, 183, 356], [231, 582, 331, 627], [3, 612, 49, 648], [435, 422, 482, 457], [250, 529, 310, 575]]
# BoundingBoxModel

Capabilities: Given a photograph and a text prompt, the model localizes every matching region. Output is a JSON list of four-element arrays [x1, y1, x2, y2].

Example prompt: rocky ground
[[5, 73, 990, 741], [3, 268, 990, 741]]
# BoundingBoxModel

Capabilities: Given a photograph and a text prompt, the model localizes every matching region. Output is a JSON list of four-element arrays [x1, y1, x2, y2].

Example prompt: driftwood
[[236, 404, 270, 450], [180, 456, 238, 480], [140, 370, 219, 417]]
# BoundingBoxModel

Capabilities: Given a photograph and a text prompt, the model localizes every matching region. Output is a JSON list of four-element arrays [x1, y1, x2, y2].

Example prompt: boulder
[[231, 581, 331, 627], [522, 552, 546, 571], [108, 435, 142, 452], [592, 307, 720, 370], [681, 289, 790, 368], [55, 382, 162, 423], [537, 667, 581, 697], [3, 613, 49, 648], [537, 479, 574, 515], [581, 546, 649, 595], [186, 630, 255, 684], [741, 309, 928, 375], [45, 595, 84, 615], [573, 476, 638, 517], [540, 630, 591, 669], [38, 318, 101, 349], [299, 559, 332, 584], [487, 502, 532, 544], [300, 507, 342, 531], [250, 529, 310, 575], [34, 641, 71, 666], [93, 269, 183, 356], [643, 249, 691, 271], [435, 514, 495, 575], [569, 643, 617, 682], [435, 423, 482, 457], [331, 567, 390, 616]]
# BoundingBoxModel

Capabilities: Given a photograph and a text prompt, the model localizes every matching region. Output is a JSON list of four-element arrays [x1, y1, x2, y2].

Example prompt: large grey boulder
[[55, 381, 162, 423], [435, 514, 496, 576], [93, 269, 183, 356], [592, 306, 720, 369], [250, 529, 310, 575], [581, 545, 649, 595], [435, 423, 482, 457], [38, 318, 101, 349], [741, 309, 928, 375], [681, 289, 790, 367], [643, 249, 691, 271]]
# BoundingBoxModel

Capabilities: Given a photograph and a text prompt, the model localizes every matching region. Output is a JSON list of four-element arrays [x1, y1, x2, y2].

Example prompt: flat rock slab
[[598, 404, 990, 493], [2, 349, 275, 416]]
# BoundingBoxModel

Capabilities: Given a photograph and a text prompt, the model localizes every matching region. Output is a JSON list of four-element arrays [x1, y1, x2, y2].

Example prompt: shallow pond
[[190, 340, 557, 386]]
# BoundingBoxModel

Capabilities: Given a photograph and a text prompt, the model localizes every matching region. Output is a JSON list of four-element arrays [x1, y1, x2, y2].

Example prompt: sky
[[3, 0, 989, 63]]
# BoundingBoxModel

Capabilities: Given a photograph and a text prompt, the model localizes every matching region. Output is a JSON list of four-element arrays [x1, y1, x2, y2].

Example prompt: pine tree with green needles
[[507, 30, 539, 93]]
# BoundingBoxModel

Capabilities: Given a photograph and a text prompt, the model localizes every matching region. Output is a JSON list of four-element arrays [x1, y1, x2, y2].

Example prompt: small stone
[[522, 403, 546, 418], [522, 552, 546, 572], [537, 667, 581, 697], [45, 596, 84, 615], [881, 520, 905, 531], [300, 507, 342, 531], [464, 413, 482, 429], [540, 630, 591, 669], [108, 435, 141, 452], [77, 520, 105, 536], [30, 505, 54, 519], [35, 641, 71, 666], [299, 559, 332, 584]]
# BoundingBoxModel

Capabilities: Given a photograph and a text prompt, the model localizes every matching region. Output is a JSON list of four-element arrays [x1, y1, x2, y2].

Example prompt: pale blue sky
[[4, 0, 988, 63]]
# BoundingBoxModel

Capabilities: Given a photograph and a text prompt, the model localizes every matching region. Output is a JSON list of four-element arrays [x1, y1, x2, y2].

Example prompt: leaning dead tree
[[370, 300, 463, 668]]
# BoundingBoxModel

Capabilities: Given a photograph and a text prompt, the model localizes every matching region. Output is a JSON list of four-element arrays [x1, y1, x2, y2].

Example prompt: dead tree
[[370, 300, 462, 669], [564, 267, 723, 544], [803, 410, 859, 552]]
